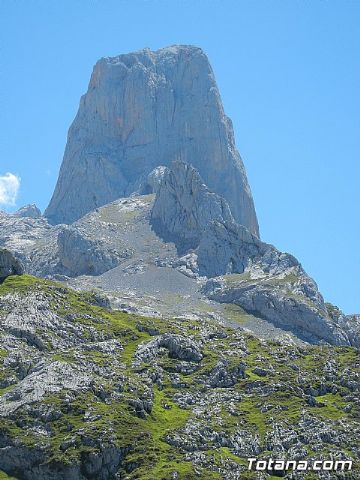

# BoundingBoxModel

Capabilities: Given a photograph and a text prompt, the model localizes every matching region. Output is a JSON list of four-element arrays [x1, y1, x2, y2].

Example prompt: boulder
[[57, 225, 126, 277], [0, 248, 24, 279]]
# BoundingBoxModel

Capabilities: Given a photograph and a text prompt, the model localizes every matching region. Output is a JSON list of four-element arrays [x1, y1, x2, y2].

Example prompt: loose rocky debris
[[0, 168, 358, 350], [0, 275, 358, 479]]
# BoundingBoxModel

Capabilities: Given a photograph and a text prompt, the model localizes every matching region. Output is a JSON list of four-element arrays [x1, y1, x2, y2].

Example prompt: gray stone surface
[[203, 274, 354, 346], [0, 161, 358, 348], [1, 43, 359, 480], [151, 160, 234, 252], [57, 225, 126, 277], [0, 361, 91, 416], [139, 165, 168, 195], [0, 280, 358, 479], [135, 333, 203, 365], [0, 248, 24, 279], [208, 360, 247, 388], [338, 314, 360, 348], [0, 210, 56, 276], [151, 161, 291, 277], [45, 45, 259, 236], [1, 159, 357, 348], [151, 161, 359, 347], [0, 289, 127, 424], [14, 204, 42, 219]]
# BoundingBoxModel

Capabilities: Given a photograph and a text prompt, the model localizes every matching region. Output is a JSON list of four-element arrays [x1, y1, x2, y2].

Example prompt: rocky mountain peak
[[45, 45, 259, 236], [151, 161, 234, 251], [14, 204, 42, 219]]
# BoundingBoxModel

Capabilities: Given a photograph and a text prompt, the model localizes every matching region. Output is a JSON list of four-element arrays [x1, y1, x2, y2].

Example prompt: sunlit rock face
[[45, 45, 259, 236], [14, 204, 42, 219]]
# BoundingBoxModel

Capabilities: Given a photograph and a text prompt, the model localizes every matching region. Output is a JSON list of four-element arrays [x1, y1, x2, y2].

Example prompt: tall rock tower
[[45, 45, 259, 237]]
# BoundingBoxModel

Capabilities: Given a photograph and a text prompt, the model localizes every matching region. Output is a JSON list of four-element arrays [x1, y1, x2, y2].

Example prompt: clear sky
[[0, 0, 359, 313]]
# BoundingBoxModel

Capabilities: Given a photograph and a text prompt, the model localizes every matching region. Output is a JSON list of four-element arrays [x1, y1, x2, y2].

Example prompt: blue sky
[[0, 0, 359, 313]]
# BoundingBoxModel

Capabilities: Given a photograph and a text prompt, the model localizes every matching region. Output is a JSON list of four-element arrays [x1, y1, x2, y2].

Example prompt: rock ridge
[[151, 161, 359, 347]]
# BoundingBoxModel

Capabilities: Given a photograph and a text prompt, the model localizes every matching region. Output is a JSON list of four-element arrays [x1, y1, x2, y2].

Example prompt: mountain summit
[[45, 45, 259, 236]]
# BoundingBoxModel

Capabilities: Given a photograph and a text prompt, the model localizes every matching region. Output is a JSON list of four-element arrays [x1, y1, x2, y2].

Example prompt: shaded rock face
[[0, 249, 24, 279], [139, 165, 168, 195], [0, 211, 54, 275], [338, 314, 360, 349], [208, 360, 247, 388], [45, 45, 259, 236], [0, 172, 358, 349], [57, 225, 126, 277]]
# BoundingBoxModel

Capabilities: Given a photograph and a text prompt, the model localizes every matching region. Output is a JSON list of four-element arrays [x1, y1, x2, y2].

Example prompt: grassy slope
[[0, 275, 359, 479]]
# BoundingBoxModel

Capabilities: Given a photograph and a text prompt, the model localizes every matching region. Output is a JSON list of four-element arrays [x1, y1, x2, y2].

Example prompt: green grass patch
[[0, 274, 50, 295], [0, 471, 18, 480], [0, 348, 8, 360], [223, 303, 251, 325], [314, 393, 349, 420], [223, 272, 251, 284]]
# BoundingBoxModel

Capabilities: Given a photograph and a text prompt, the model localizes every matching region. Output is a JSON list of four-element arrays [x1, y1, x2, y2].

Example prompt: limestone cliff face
[[45, 45, 259, 236]]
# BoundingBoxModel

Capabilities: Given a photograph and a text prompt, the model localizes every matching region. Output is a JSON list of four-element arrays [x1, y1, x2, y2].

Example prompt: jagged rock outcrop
[[151, 161, 359, 347], [0, 210, 56, 275], [45, 45, 259, 236], [57, 225, 126, 277], [0, 361, 91, 416], [151, 161, 234, 252], [151, 162, 300, 278], [14, 204, 42, 219], [208, 360, 247, 388], [337, 314, 360, 349], [139, 166, 168, 195], [151, 161, 291, 277], [0, 194, 177, 280], [135, 333, 203, 365], [0, 160, 358, 348], [203, 275, 353, 346], [0, 249, 24, 279]]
